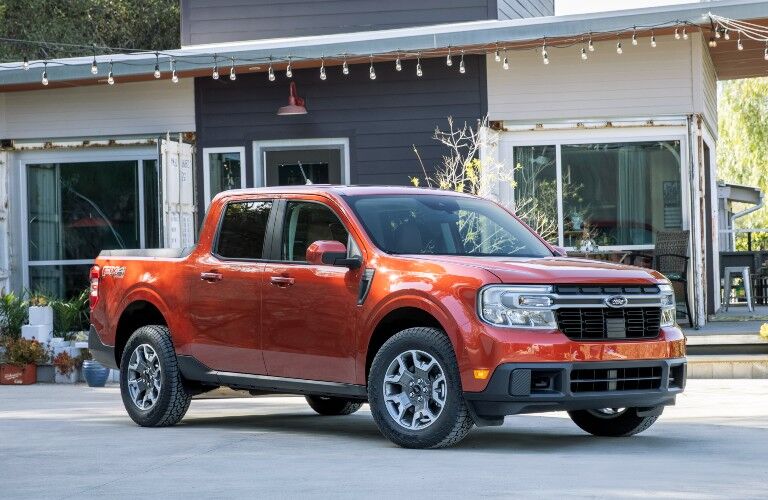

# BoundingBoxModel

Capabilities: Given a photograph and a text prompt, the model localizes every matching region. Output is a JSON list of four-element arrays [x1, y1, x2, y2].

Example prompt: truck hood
[[403, 255, 666, 285]]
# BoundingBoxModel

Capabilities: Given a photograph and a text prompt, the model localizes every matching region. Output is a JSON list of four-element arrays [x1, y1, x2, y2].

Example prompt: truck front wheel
[[119, 325, 192, 427], [367, 327, 474, 449], [568, 407, 662, 437]]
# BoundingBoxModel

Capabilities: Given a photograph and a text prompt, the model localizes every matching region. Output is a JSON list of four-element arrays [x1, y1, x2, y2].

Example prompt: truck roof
[[215, 185, 480, 199]]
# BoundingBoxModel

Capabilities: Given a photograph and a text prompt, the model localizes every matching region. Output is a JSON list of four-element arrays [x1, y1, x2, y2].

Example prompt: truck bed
[[99, 247, 195, 259]]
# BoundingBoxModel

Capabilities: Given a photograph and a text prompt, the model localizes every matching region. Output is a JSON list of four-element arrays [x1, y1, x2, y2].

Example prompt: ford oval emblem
[[605, 295, 628, 308]]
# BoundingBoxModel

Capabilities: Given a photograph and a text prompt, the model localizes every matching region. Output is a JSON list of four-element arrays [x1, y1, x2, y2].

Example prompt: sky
[[555, 0, 698, 16]]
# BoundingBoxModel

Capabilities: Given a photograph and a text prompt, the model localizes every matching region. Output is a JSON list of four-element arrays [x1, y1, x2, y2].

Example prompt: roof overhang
[[1, 0, 767, 91], [718, 181, 763, 204]]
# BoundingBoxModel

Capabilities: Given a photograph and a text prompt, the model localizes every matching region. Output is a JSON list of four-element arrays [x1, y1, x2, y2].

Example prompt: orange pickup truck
[[89, 185, 686, 448]]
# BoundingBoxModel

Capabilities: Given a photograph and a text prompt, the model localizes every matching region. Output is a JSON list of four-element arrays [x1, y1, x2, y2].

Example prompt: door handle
[[200, 271, 223, 282], [270, 276, 295, 287]]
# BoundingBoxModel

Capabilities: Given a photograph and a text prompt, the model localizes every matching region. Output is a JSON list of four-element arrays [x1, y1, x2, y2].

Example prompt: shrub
[[3, 338, 49, 366], [51, 290, 90, 340], [0, 292, 28, 341], [53, 351, 78, 375]]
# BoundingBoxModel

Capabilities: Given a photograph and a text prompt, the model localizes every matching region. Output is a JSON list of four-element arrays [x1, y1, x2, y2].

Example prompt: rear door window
[[215, 201, 273, 259]]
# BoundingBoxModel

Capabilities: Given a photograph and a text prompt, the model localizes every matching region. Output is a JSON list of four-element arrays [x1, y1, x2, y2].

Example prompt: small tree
[[412, 116, 558, 243]]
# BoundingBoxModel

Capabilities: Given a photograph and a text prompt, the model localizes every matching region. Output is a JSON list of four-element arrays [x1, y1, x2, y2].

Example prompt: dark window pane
[[282, 202, 348, 261], [143, 160, 160, 248], [208, 152, 242, 201], [216, 201, 272, 259], [29, 264, 91, 300]]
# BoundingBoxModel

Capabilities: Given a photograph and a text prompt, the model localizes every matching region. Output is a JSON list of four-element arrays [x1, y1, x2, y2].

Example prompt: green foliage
[[0, 292, 28, 340], [0, 0, 180, 61], [50, 290, 90, 340], [718, 77, 768, 250]]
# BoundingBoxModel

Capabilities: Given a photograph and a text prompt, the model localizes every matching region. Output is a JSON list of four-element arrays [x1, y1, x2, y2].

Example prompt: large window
[[25, 158, 159, 297], [203, 147, 246, 209], [510, 140, 683, 249]]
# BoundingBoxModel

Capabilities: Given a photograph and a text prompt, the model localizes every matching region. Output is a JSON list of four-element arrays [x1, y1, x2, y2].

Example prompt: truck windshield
[[343, 194, 552, 258]]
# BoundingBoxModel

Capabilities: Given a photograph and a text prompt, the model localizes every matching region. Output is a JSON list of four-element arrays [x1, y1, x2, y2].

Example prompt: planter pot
[[82, 360, 110, 387], [36, 364, 55, 383], [28, 305, 54, 326], [0, 364, 37, 385], [55, 369, 79, 384]]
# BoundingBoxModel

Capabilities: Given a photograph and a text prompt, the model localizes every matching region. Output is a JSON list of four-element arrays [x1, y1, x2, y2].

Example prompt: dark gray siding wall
[[182, 0, 497, 46], [497, 0, 554, 19], [194, 56, 487, 217]]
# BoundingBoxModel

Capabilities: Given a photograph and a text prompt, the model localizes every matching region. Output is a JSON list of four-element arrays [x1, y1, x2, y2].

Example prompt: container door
[[159, 134, 196, 248]]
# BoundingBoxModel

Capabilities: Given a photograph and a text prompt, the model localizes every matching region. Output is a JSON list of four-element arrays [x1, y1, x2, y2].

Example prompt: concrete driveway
[[1, 380, 767, 499]]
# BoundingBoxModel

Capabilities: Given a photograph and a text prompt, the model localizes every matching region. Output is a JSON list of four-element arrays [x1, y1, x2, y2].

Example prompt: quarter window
[[282, 201, 348, 262], [216, 201, 272, 259]]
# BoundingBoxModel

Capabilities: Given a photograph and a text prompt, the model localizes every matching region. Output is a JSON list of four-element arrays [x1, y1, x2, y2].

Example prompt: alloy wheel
[[383, 349, 447, 430], [126, 343, 163, 410]]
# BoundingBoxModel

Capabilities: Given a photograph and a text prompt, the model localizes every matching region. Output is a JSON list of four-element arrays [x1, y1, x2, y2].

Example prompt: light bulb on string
[[212, 55, 219, 80], [502, 49, 509, 70], [41, 62, 48, 85], [708, 36, 717, 48], [632, 29, 638, 46], [674, 27, 681, 40], [107, 61, 115, 85], [369, 56, 376, 80], [416, 54, 423, 77], [153, 53, 161, 79], [459, 51, 465, 73], [715, 27, 721, 39], [395, 53, 402, 72], [320, 58, 327, 80], [342, 55, 349, 75], [90, 55, 98, 75], [588, 37, 595, 52], [494, 47, 501, 62], [683, 27, 688, 40], [542, 41, 549, 65], [724, 29, 730, 40], [286, 58, 293, 78], [23, 56, 29, 70], [446, 47, 453, 67], [737, 33, 744, 51], [616, 41, 623, 54], [229, 58, 236, 80], [171, 59, 179, 83], [651, 32, 657, 48], [268, 60, 275, 81], [581, 47, 588, 60]]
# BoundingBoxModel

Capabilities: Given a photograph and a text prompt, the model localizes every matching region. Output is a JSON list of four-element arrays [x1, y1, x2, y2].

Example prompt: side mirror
[[552, 245, 567, 257], [306, 240, 361, 269]]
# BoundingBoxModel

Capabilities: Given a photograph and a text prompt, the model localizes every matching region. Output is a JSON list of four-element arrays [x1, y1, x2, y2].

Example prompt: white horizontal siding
[[699, 38, 719, 138], [0, 79, 195, 140], [488, 33, 699, 122]]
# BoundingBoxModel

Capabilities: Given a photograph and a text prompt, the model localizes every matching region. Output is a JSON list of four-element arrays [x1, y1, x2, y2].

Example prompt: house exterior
[[2, 0, 768, 326]]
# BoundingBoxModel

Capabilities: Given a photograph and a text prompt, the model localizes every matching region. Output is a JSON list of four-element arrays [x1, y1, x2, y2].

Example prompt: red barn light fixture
[[277, 81, 307, 115]]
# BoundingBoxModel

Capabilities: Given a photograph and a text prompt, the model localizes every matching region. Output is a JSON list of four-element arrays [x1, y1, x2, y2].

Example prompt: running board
[[177, 355, 367, 399]]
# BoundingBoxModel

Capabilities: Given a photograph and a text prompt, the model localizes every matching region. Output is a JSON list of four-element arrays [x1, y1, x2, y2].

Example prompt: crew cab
[[89, 185, 686, 448]]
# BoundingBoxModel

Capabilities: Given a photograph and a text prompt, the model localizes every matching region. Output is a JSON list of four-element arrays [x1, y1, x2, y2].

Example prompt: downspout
[[730, 191, 765, 250]]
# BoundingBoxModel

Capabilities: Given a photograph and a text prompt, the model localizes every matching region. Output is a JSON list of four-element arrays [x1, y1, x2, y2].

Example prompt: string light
[[369, 55, 376, 80], [683, 27, 688, 40], [724, 28, 730, 40], [632, 28, 638, 45], [229, 57, 236, 80], [494, 46, 501, 62], [212, 55, 219, 80], [581, 47, 587, 60], [737, 32, 744, 50], [502, 49, 509, 70], [588, 36, 595, 52], [446, 47, 453, 67], [616, 41, 623, 54], [459, 50, 465, 73], [153, 53, 161, 79], [542, 41, 549, 64], [107, 61, 114, 85], [90, 55, 98, 75], [715, 27, 721, 39], [651, 32, 657, 48], [342, 55, 349, 75], [41, 62, 48, 85], [675, 27, 681, 40], [286, 58, 293, 78], [708, 35, 717, 48], [23, 56, 29, 70], [416, 53, 423, 77], [320, 57, 327, 80], [268, 59, 275, 81], [171, 59, 179, 83], [764, 41, 768, 60], [395, 53, 402, 72]]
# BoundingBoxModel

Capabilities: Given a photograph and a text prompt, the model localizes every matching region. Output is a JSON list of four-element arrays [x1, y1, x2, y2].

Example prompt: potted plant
[[81, 350, 110, 387], [0, 291, 28, 340], [53, 351, 79, 383], [0, 338, 48, 385]]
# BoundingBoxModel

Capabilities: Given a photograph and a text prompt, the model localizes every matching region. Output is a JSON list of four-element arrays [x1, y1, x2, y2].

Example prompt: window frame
[[202, 146, 247, 211], [496, 125, 690, 251], [211, 198, 276, 262], [269, 198, 358, 265], [252, 138, 350, 188]]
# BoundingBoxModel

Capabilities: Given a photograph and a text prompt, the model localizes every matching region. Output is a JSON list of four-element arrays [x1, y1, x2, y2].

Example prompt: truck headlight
[[479, 285, 557, 329], [659, 283, 677, 327]]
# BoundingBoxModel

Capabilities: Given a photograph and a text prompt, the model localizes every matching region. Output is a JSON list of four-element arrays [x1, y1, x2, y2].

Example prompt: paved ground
[[1, 380, 767, 499]]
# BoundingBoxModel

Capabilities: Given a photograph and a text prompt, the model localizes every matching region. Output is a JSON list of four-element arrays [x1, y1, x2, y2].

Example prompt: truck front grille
[[556, 307, 661, 340], [570, 366, 663, 393]]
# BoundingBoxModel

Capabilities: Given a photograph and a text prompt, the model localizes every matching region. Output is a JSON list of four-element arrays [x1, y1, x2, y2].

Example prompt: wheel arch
[[113, 294, 170, 367]]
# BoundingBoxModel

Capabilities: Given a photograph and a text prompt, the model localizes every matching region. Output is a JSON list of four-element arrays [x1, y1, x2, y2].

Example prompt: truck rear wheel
[[305, 396, 363, 416], [568, 407, 662, 437], [119, 325, 192, 427], [367, 327, 474, 449]]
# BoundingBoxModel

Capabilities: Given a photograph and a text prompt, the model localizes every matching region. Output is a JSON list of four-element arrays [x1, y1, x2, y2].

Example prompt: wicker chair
[[653, 230, 692, 325]]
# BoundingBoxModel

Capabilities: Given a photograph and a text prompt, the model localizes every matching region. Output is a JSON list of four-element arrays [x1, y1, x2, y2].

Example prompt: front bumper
[[463, 358, 686, 421], [88, 324, 118, 370]]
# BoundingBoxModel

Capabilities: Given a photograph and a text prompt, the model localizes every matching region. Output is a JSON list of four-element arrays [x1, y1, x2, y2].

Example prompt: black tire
[[368, 327, 474, 449], [568, 407, 662, 437], [305, 395, 363, 416], [119, 325, 192, 427]]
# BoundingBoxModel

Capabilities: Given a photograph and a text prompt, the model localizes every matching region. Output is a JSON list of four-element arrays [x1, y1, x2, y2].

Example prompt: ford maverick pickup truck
[[90, 185, 686, 448]]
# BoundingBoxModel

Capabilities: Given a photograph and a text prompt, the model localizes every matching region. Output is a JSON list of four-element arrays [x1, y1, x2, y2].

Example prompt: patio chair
[[653, 230, 693, 326]]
